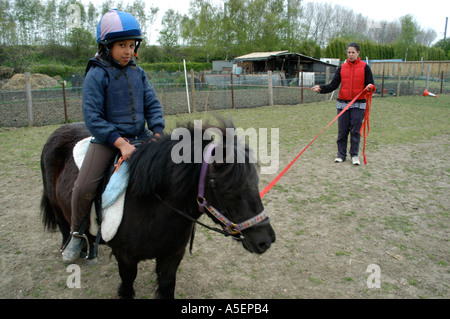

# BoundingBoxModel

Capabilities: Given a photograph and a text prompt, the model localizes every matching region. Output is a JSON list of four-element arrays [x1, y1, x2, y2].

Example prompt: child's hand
[[151, 132, 162, 142], [114, 137, 136, 161]]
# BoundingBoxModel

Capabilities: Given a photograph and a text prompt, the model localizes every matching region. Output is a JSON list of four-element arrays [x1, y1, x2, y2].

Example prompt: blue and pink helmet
[[96, 9, 143, 45]]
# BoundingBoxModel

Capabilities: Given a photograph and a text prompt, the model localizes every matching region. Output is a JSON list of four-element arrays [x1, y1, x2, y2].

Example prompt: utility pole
[[444, 17, 448, 51], [287, 0, 292, 51]]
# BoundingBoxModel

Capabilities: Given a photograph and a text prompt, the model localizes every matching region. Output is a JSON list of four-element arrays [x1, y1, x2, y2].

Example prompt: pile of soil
[[2, 73, 59, 90]]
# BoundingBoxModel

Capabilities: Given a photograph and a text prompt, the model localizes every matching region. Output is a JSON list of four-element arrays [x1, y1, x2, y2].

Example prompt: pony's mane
[[127, 119, 258, 201]]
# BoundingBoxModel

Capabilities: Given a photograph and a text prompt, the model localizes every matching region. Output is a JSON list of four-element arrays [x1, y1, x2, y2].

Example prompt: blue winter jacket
[[82, 57, 165, 146]]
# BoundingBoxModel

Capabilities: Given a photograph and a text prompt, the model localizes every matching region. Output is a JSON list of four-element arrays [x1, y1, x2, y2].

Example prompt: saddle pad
[[73, 137, 128, 242], [89, 191, 125, 242], [73, 137, 90, 169]]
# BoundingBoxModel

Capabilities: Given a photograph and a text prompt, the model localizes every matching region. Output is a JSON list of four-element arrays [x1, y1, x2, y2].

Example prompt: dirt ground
[[0, 132, 448, 300]]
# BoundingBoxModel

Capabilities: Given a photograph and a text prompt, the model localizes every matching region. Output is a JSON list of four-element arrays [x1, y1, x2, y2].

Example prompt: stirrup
[[71, 231, 90, 259]]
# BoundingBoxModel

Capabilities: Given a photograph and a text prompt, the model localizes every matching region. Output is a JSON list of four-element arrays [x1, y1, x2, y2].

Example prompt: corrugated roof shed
[[235, 51, 290, 61], [233, 50, 338, 76]]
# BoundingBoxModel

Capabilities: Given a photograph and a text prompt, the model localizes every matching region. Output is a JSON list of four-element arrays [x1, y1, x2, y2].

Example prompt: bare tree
[[416, 28, 437, 46]]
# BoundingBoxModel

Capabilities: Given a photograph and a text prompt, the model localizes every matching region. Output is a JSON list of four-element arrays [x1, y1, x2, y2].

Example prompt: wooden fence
[[370, 61, 450, 78]]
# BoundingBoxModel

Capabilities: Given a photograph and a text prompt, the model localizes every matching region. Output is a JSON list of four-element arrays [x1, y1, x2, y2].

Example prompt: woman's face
[[347, 46, 360, 62], [110, 39, 136, 67]]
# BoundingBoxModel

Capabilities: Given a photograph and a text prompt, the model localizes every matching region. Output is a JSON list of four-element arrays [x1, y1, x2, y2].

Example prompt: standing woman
[[312, 42, 375, 165]]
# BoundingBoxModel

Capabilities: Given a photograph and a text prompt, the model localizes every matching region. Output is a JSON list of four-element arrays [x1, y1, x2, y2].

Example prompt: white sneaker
[[335, 157, 344, 163], [351, 156, 360, 165]]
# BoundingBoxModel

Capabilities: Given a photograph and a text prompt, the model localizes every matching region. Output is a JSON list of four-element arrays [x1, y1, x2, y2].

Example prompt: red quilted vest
[[338, 57, 366, 101]]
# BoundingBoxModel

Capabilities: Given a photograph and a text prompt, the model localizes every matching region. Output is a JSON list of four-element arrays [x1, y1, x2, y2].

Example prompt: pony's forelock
[[127, 119, 258, 200]]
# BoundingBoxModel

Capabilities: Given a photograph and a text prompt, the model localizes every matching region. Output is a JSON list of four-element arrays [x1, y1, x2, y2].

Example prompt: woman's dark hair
[[347, 42, 360, 52]]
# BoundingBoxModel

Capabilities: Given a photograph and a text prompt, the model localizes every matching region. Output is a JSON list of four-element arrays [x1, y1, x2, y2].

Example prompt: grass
[[2, 94, 446, 218], [1, 95, 448, 223], [309, 276, 324, 285], [0, 94, 448, 299], [0, 126, 57, 173], [1, 94, 448, 147]]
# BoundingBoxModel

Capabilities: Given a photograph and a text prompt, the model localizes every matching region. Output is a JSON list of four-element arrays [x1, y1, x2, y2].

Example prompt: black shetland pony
[[40, 120, 275, 298]]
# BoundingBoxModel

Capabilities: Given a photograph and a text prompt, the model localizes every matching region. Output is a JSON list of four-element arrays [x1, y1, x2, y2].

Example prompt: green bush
[[139, 62, 212, 72], [30, 64, 84, 78], [0, 45, 40, 73]]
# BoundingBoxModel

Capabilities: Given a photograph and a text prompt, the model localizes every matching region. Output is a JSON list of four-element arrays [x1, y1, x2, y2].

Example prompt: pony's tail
[[41, 191, 57, 231]]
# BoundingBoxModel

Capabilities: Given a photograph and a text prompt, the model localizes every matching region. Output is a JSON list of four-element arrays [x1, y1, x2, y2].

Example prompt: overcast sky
[[312, 0, 448, 37], [86, 0, 449, 44]]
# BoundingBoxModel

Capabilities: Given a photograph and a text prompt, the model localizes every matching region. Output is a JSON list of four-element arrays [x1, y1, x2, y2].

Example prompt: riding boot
[[62, 233, 85, 263]]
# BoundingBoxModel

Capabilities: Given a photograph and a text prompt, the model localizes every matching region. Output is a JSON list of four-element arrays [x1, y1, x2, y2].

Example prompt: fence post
[[190, 69, 196, 112], [300, 71, 304, 104], [421, 57, 424, 76], [63, 80, 68, 123], [25, 72, 33, 127], [268, 71, 273, 106], [230, 72, 235, 110], [183, 59, 191, 114], [397, 64, 401, 97], [325, 67, 330, 101], [381, 67, 385, 97], [426, 64, 431, 90]]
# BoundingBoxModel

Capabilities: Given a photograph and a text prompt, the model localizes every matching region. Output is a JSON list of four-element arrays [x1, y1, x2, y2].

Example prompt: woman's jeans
[[336, 108, 365, 160]]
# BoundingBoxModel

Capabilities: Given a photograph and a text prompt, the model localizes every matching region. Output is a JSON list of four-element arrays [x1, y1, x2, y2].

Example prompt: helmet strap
[[134, 40, 141, 55]]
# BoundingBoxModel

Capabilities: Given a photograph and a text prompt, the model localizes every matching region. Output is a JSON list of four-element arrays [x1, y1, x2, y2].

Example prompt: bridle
[[196, 143, 269, 241], [154, 143, 270, 243]]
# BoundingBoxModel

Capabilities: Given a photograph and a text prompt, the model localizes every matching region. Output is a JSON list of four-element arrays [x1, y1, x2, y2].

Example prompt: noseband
[[197, 144, 269, 240]]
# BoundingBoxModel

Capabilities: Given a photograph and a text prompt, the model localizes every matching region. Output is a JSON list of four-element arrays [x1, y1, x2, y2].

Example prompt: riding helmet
[[96, 9, 144, 45]]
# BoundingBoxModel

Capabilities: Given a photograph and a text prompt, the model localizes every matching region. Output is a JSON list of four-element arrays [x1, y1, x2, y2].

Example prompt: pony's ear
[[210, 145, 225, 168]]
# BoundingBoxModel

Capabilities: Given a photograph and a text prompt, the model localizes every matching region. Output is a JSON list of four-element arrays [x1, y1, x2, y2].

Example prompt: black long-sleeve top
[[319, 64, 375, 103]]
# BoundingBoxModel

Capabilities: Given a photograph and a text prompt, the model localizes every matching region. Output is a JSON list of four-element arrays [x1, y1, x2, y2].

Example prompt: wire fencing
[[1, 69, 448, 127]]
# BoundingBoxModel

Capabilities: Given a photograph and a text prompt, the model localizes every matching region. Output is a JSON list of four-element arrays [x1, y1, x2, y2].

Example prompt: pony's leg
[[56, 217, 71, 250], [155, 250, 185, 299], [114, 252, 138, 299]]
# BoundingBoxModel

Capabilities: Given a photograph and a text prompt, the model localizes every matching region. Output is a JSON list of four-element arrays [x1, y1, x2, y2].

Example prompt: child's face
[[110, 39, 136, 67]]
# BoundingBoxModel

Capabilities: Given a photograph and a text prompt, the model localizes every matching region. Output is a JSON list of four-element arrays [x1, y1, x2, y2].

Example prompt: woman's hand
[[366, 84, 376, 93], [114, 137, 136, 161], [311, 85, 321, 93]]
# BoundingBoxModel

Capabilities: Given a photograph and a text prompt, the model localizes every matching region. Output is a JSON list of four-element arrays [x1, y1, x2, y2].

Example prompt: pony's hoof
[[86, 257, 98, 266]]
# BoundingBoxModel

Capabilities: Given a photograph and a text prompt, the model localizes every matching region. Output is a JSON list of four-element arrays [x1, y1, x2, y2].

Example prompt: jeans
[[336, 108, 365, 160]]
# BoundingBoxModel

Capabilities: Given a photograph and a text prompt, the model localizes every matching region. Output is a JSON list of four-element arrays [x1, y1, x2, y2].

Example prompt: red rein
[[260, 84, 375, 199]]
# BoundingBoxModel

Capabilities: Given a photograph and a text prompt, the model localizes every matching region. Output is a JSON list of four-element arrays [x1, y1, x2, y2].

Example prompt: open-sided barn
[[234, 50, 338, 81]]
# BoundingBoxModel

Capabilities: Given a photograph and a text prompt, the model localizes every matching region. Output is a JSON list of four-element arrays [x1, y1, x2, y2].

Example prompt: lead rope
[[360, 84, 376, 165], [260, 84, 376, 198]]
